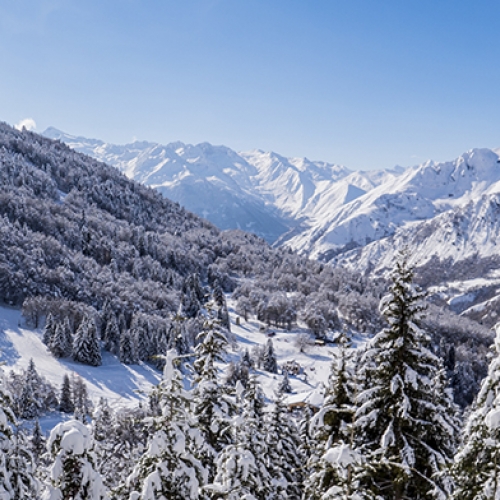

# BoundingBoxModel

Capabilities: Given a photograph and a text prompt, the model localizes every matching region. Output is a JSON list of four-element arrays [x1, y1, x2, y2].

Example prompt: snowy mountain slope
[[0, 300, 350, 423], [43, 127, 398, 244], [287, 148, 500, 259], [0, 306, 161, 408]]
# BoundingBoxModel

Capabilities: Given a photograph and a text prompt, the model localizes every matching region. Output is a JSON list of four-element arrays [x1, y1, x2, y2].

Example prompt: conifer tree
[[353, 254, 459, 500], [19, 358, 42, 419], [31, 418, 46, 465], [0, 372, 39, 499], [278, 369, 292, 394], [192, 315, 234, 482], [265, 390, 305, 499], [73, 316, 102, 366], [43, 419, 107, 500], [59, 374, 74, 413], [43, 313, 56, 345], [305, 333, 358, 499], [50, 322, 69, 358], [263, 338, 278, 374], [104, 311, 120, 355], [208, 376, 272, 499], [123, 350, 207, 500], [119, 328, 138, 364], [452, 327, 500, 500], [63, 316, 73, 357]]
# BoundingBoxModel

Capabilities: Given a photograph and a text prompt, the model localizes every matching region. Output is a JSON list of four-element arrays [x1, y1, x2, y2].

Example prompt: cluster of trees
[[2, 259, 500, 498]]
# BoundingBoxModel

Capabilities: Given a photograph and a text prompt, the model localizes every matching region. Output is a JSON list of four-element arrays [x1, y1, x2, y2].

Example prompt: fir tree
[[31, 418, 46, 465], [122, 350, 207, 500], [119, 328, 138, 364], [0, 372, 39, 499], [278, 369, 292, 394], [50, 322, 69, 358], [73, 375, 92, 423], [263, 338, 278, 373], [452, 327, 500, 500], [192, 316, 234, 482], [43, 313, 56, 345], [19, 358, 42, 419], [265, 390, 305, 499], [104, 312, 120, 355], [73, 316, 102, 366], [208, 376, 272, 499], [44, 419, 107, 500], [305, 333, 357, 499], [62, 316, 73, 357], [353, 254, 460, 500], [59, 374, 74, 413]]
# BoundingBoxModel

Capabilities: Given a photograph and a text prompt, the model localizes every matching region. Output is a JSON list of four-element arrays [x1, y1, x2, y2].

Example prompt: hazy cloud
[[15, 118, 37, 131]]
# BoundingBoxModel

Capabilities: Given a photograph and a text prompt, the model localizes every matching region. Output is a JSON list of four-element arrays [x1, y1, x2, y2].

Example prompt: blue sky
[[1, 0, 499, 170]]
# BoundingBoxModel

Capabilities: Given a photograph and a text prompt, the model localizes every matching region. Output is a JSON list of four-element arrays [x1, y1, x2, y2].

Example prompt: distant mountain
[[44, 127, 398, 244], [44, 127, 500, 326]]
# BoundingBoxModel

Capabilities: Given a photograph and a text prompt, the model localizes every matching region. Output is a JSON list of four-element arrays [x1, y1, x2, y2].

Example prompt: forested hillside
[[0, 121, 497, 498]]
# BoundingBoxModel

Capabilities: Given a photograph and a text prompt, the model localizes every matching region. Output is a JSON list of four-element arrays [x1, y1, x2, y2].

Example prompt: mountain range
[[43, 127, 500, 326]]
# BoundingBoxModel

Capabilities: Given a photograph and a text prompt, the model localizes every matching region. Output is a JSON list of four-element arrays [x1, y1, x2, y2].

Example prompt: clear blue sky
[[1, 0, 499, 170]]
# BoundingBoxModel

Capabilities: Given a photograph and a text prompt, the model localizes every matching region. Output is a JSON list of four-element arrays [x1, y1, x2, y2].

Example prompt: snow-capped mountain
[[44, 127, 500, 323], [44, 127, 399, 244]]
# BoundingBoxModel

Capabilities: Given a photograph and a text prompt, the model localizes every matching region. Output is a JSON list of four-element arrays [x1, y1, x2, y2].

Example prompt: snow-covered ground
[[0, 301, 363, 432]]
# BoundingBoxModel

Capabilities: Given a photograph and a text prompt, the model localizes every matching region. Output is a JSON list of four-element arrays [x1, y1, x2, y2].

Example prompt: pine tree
[[63, 316, 73, 357], [59, 374, 75, 413], [452, 328, 500, 500], [19, 358, 42, 419], [192, 316, 234, 482], [104, 311, 120, 355], [73, 316, 102, 366], [208, 375, 272, 499], [44, 419, 107, 500], [122, 350, 207, 500], [278, 369, 292, 394], [73, 375, 92, 423], [119, 328, 138, 364], [265, 390, 305, 499], [0, 372, 39, 499], [50, 322, 69, 358], [263, 338, 278, 373], [353, 254, 460, 500], [43, 313, 56, 345], [305, 333, 358, 499], [31, 418, 46, 465]]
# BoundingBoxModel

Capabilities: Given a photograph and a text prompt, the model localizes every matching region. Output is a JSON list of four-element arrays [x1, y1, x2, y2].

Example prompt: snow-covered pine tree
[[31, 418, 46, 465], [0, 371, 39, 499], [305, 332, 357, 499], [119, 328, 138, 364], [263, 338, 278, 373], [59, 374, 75, 413], [43, 419, 107, 500], [73, 316, 102, 366], [354, 253, 459, 500], [73, 375, 93, 423], [122, 350, 207, 500], [451, 326, 500, 500], [265, 390, 305, 499], [104, 312, 120, 355], [207, 376, 272, 499], [213, 280, 231, 333], [50, 322, 69, 358], [19, 358, 42, 419], [192, 315, 234, 481], [63, 316, 73, 357], [43, 313, 56, 345], [278, 369, 292, 394]]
